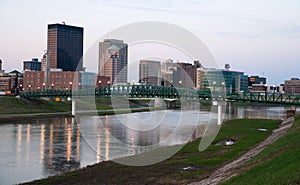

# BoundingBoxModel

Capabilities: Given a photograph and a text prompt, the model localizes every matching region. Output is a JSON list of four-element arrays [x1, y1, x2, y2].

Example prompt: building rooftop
[[104, 39, 124, 43], [48, 23, 83, 31], [107, 45, 120, 51]]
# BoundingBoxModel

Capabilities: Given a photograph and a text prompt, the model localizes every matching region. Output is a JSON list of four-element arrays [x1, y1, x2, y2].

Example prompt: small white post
[[217, 104, 222, 125], [72, 99, 76, 116]]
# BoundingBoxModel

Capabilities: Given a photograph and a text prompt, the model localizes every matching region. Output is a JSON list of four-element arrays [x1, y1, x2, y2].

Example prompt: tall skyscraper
[[98, 39, 128, 84], [139, 60, 161, 86], [47, 23, 83, 71]]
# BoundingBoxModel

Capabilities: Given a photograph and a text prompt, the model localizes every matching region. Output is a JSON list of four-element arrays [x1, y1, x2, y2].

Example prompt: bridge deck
[[19, 85, 300, 106]]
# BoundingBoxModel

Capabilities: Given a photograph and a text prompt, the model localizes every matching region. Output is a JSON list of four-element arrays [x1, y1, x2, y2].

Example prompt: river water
[[0, 106, 291, 185]]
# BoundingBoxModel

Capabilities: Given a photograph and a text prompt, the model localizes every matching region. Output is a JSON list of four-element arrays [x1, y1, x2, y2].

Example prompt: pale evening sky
[[0, 0, 300, 85]]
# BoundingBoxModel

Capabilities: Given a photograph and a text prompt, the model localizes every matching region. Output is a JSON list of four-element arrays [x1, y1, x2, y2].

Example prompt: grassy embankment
[[25, 118, 280, 185], [0, 96, 71, 115], [221, 115, 300, 185], [0, 96, 155, 121]]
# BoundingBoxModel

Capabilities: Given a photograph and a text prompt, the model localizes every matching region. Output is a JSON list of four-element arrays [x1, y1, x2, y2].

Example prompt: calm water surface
[[0, 106, 291, 185]]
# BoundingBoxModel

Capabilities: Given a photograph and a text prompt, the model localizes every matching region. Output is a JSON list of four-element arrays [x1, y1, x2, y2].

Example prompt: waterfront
[[0, 106, 291, 185]]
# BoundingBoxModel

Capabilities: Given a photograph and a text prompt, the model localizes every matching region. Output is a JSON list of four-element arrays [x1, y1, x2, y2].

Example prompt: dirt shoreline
[[188, 117, 295, 185], [0, 112, 73, 123], [0, 107, 157, 124]]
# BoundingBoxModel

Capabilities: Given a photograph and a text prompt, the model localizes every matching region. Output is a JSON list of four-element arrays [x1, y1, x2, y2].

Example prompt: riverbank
[[221, 115, 300, 185], [190, 116, 295, 185], [23, 118, 281, 185], [0, 96, 71, 115], [0, 96, 159, 123], [0, 96, 72, 123]]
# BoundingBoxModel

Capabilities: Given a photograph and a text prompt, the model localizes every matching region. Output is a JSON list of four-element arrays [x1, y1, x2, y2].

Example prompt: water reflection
[[0, 106, 293, 185], [225, 106, 288, 121], [41, 119, 80, 176], [0, 118, 82, 185]]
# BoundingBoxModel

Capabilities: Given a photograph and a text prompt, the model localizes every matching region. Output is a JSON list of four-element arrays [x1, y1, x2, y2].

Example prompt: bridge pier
[[72, 99, 76, 117], [286, 105, 297, 118], [213, 101, 224, 125], [154, 98, 164, 108], [166, 101, 177, 109]]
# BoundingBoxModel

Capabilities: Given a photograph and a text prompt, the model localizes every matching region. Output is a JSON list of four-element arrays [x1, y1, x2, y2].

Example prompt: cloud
[[215, 31, 261, 39], [85, 0, 209, 13]]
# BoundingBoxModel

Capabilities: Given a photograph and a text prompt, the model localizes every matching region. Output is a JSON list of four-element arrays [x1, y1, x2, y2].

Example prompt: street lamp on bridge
[[179, 80, 182, 88], [69, 82, 72, 91]]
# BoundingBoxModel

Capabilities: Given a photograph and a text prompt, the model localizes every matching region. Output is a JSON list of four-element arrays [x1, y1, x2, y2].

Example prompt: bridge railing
[[19, 85, 300, 105], [227, 92, 300, 105]]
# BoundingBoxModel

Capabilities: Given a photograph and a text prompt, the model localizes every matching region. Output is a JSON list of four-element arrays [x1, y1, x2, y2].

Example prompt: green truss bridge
[[19, 84, 300, 106]]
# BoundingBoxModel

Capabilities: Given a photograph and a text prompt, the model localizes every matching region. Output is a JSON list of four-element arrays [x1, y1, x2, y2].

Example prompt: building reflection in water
[[40, 124, 45, 163], [41, 118, 81, 176], [225, 105, 287, 121], [11, 118, 81, 178]]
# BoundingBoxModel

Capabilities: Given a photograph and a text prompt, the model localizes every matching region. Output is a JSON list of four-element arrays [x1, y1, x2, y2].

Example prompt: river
[[0, 106, 292, 185]]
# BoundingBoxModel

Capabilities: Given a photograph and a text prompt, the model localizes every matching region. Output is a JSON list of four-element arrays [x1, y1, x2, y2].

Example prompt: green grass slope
[[222, 115, 300, 185], [0, 96, 71, 115]]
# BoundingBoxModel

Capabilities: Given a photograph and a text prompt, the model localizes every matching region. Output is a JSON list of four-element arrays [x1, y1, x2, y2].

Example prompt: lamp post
[[179, 80, 182, 88], [42, 83, 45, 90], [99, 80, 102, 87], [107, 81, 111, 86], [221, 81, 225, 99], [264, 84, 268, 101], [20, 84, 23, 92], [69, 82, 72, 91], [221, 81, 225, 91], [28, 84, 31, 92], [213, 81, 216, 98], [51, 83, 54, 90]]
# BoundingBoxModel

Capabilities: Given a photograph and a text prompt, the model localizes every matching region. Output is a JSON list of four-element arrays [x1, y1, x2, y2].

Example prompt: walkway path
[[189, 117, 294, 185]]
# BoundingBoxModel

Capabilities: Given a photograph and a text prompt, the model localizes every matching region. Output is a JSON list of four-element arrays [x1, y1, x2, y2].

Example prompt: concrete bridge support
[[286, 105, 297, 118], [154, 98, 165, 108], [213, 101, 224, 125], [166, 101, 177, 109], [72, 99, 76, 117]]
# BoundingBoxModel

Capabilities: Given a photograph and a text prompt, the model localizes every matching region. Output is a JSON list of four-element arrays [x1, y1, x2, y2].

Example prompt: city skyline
[[1, 0, 300, 85]]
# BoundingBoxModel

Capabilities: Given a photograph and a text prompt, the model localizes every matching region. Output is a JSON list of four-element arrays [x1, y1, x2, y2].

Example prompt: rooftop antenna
[[225, 64, 230, 70], [62, 21, 66, 25]]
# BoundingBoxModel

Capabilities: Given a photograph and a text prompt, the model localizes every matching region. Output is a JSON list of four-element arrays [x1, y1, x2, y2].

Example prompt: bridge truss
[[19, 85, 300, 106]]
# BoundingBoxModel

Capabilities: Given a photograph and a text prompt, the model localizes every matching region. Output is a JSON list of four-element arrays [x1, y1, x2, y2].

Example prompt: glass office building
[[197, 68, 248, 93]]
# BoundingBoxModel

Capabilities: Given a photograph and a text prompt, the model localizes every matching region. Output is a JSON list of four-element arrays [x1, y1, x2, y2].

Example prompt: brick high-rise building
[[98, 39, 128, 84], [47, 23, 83, 71]]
